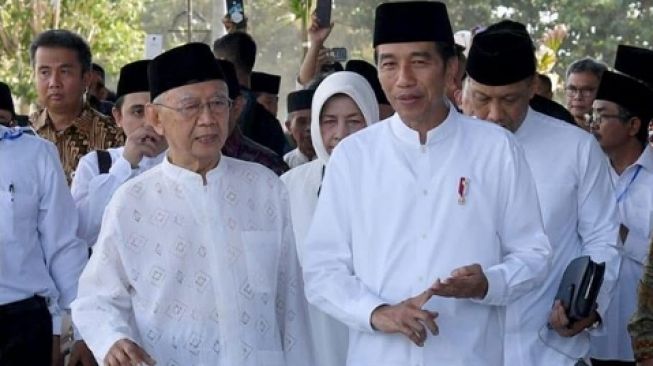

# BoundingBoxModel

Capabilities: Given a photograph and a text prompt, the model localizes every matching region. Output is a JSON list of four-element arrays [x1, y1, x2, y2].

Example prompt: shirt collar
[[514, 107, 536, 137], [389, 102, 457, 147], [33, 102, 92, 132], [161, 153, 227, 187], [294, 148, 309, 161], [635, 144, 653, 173]]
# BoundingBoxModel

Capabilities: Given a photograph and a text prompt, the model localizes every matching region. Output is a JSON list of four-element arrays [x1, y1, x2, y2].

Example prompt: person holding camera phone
[[302, 2, 552, 365], [298, 12, 336, 88], [461, 21, 619, 366]]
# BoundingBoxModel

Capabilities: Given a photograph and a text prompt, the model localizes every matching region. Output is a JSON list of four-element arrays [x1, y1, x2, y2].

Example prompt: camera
[[327, 47, 347, 62]]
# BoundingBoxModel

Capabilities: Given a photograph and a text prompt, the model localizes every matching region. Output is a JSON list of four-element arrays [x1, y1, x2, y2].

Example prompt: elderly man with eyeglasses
[[564, 58, 608, 131], [71, 43, 314, 366]]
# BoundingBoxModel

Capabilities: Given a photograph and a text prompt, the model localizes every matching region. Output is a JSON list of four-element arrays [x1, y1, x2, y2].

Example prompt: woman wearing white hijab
[[281, 71, 379, 366]]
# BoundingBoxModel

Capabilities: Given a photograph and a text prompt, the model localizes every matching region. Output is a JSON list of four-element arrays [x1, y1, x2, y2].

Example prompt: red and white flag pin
[[458, 177, 469, 205]]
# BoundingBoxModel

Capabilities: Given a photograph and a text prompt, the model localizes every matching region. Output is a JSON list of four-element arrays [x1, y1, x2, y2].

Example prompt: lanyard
[[616, 165, 642, 203]]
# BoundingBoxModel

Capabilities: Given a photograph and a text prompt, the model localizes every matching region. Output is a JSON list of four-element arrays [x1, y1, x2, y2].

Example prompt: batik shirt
[[31, 103, 124, 184]]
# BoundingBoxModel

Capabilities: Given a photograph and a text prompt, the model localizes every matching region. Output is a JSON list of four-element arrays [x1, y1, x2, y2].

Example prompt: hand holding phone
[[327, 47, 347, 62]]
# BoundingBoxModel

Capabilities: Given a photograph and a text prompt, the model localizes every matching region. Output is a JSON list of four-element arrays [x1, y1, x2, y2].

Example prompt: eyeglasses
[[154, 97, 232, 119], [589, 112, 625, 126], [565, 86, 596, 98]]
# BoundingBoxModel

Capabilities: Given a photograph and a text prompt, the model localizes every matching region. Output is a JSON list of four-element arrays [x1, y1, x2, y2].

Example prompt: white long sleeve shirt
[[72, 156, 314, 365], [302, 108, 552, 366], [71, 147, 164, 247], [591, 144, 653, 361], [0, 126, 87, 333], [504, 109, 619, 365]]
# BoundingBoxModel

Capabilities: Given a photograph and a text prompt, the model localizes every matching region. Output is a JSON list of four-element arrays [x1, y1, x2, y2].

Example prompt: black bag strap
[[96, 150, 112, 174]]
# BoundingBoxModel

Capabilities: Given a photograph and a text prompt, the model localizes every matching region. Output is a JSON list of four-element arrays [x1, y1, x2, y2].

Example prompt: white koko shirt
[[505, 109, 619, 366], [303, 107, 552, 366], [72, 156, 314, 365]]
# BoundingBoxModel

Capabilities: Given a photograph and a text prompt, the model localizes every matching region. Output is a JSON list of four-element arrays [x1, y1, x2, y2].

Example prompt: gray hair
[[565, 57, 607, 80]]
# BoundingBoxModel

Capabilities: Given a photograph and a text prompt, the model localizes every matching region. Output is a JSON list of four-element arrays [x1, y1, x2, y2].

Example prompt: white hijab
[[310, 71, 380, 163]]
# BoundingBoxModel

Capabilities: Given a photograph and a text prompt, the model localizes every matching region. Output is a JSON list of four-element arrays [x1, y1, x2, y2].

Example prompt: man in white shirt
[[72, 42, 313, 366], [589, 66, 653, 365], [301, 2, 552, 365], [461, 21, 619, 366], [72, 60, 167, 248], [0, 125, 87, 365], [283, 89, 315, 168]]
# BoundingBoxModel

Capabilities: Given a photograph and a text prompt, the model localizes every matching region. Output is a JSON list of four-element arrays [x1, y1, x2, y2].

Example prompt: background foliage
[[0, 0, 146, 111], [1, 0, 651, 113]]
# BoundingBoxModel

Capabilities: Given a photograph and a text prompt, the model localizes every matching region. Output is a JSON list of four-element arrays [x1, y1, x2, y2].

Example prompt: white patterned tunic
[[72, 156, 314, 365]]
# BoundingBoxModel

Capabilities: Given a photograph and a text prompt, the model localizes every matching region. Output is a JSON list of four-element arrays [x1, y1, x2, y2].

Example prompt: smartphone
[[328, 47, 347, 62], [227, 0, 245, 23], [315, 0, 332, 28]]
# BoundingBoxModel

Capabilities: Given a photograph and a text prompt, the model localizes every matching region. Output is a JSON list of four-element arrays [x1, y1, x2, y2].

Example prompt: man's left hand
[[549, 300, 599, 337], [68, 340, 97, 366], [430, 264, 489, 299]]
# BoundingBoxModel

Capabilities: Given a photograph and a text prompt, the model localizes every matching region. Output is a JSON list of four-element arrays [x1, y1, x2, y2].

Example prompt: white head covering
[[310, 71, 380, 163], [454, 30, 472, 57]]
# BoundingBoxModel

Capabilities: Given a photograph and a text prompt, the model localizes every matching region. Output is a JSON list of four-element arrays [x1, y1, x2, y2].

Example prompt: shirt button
[[421, 234, 426, 240], [423, 189, 428, 196]]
